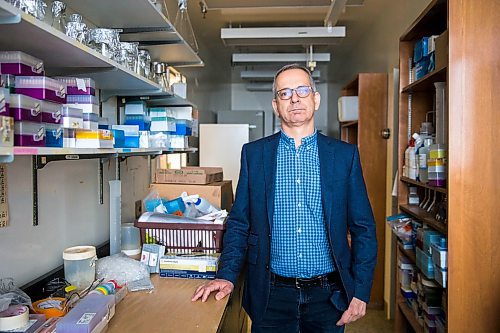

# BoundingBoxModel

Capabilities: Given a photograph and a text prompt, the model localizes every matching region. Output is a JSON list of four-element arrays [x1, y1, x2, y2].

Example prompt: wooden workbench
[[107, 275, 230, 333]]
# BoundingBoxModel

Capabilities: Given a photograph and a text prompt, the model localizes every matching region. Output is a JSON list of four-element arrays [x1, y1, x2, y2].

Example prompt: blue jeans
[[251, 276, 346, 333]]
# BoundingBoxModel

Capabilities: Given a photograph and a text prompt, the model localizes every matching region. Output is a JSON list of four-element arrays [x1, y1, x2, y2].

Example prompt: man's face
[[272, 68, 321, 129]]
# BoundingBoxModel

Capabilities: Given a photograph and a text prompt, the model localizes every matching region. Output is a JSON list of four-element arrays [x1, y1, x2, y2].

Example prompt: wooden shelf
[[402, 66, 447, 93], [400, 204, 447, 235], [340, 121, 358, 128], [398, 302, 424, 333], [400, 0, 447, 41], [398, 243, 417, 264], [401, 176, 447, 194]]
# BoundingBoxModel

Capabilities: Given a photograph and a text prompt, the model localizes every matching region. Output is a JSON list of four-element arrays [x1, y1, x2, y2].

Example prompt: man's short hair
[[272, 64, 316, 98]]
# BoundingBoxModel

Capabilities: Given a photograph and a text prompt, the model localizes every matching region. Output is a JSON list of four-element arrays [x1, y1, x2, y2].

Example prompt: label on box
[[76, 313, 96, 325], [76, 78, 86, 92]]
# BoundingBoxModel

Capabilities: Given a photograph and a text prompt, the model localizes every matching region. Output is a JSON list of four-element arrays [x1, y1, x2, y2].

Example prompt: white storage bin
[[337, 96, 359, 122]]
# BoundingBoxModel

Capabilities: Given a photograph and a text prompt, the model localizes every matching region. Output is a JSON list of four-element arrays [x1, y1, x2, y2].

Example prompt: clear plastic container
[[121, 222, 141, 256], [41, 100, 62, 124], [149, 107, 173, 118], [0, 116, 14, 147], [9, 93, 42, 122], [62, 106, 83, 129], [66, 94, 98, 105], [63, 128, 77, 148], [83, 112, 98, 130], [0, 88, 10, 117], [15, 76, 66, 103], [111, 124, 139, 136], [54, 77, 95, 95], [45, 123, 63, 147], [124, 114, 149, 131], [75, 129, 114, 148], [14, 121, 45, 146], [1, 74, 16, 93], [124, 101, 146, 115], [65, 103, 99, 114], [149, 132, 170, 148], [63, 246, 97, 291], [98, 117, 109, 129], [0, 51, 44, 76], [139, 131, 149, 148], [170, 134, 188, 149]]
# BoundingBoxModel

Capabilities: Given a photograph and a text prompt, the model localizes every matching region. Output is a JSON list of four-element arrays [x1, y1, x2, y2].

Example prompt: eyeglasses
[[275, 86, 314, 100]]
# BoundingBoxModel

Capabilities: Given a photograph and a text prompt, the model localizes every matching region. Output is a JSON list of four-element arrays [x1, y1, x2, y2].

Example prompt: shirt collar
[[279, 129, 317, 148]]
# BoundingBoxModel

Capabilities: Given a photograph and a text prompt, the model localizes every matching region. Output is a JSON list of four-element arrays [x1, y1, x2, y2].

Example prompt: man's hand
[[336, 297, 367, 326], [191, 279, 234, 302]]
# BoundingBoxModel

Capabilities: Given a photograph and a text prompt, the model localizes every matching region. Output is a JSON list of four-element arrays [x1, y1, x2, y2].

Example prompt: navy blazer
[[216, 132, 377, 323]]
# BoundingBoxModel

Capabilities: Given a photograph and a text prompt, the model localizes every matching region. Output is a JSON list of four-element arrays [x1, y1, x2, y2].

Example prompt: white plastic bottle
[[417, 137, 434, 183], [194, 197, 218, 215]]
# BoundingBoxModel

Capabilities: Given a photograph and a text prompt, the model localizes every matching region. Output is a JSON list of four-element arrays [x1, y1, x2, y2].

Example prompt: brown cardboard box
[[150, 180, 233, 211], [156, 167, 223, 184], [435, 30, 448, 69]]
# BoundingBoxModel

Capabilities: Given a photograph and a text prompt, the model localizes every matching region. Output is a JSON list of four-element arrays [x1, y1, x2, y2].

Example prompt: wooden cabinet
[[340, 73, 388, 308], [395, 0, 500, 332]]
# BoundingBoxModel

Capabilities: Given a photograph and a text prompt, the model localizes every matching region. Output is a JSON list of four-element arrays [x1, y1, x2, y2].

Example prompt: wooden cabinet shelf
[[340, 121, 358, 128], [400, 176, 447, 194], [402, 66, 447, 93], [398, 302, 424, 333], [399, 204, 447, 235]]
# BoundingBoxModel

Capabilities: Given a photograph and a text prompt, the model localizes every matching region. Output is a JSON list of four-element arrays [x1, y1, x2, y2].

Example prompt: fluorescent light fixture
[[233, 53, 331, 63], [221, 26, 345, 46], [203, 0, 331, 9], [245, 83, 273, 91], [241, 70, 320, 81]]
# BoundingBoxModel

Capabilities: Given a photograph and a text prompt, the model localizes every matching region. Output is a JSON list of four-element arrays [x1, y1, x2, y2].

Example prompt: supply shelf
[[400, 176, 447, 194], [123, 93, 197, 108], [0, 1, 165, 97], [399, 204, 447, 235], [64, 0, 204, 67]]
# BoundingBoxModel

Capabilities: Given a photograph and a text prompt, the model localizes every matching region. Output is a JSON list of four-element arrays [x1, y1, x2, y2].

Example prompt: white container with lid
[[63, 245, 97, 291]]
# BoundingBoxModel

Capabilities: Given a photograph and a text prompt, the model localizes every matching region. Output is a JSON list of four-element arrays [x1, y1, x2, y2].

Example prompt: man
[[192, 64, 377, 332]]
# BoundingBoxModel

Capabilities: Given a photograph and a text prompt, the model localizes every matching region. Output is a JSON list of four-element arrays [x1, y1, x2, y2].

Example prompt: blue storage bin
[[174, 119, 192, 135], [124, 114, 150, 131], [414, 37, 430, 63], [112, 129, 125, 148], [124, 135, 139, 148], [416, 247, 434, 279], [45, 123, 63, 147]]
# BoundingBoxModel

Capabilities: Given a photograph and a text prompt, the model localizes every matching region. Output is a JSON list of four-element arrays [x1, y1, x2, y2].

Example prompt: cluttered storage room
[[0, 0, 497, 332]]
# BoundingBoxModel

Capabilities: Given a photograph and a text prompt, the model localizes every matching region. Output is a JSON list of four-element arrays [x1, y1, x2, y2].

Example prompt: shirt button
[[298, 254, 302, 258], [297, 228, 302, 234], [265, 265, 269, 270], [268, 234, 271, 238], [297, 203, 301, 208], [296, 178, 300, 184]]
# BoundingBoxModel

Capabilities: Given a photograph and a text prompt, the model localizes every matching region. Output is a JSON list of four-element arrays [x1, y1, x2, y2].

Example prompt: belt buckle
[[295, 278, 301, 289]]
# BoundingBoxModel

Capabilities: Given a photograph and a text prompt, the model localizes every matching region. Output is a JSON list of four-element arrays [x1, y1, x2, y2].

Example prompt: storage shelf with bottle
[[395, 0, 449, 332]]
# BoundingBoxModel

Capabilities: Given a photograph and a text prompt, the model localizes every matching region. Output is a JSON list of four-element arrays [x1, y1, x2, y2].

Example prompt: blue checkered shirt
[[270, 130, 335, 278]]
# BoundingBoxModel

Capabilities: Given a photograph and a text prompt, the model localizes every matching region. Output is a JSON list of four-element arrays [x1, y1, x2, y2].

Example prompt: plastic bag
[[143, 189, 166, 213], [386, 214, 413, 243], [0, 278, 32, 312], [95, 253, 152, 290]]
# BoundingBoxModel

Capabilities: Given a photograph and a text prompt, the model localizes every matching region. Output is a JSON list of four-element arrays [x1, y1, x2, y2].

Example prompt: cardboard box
[[435, 30, 448, 69], [156, 167, 223, 184], [150, 180, 233, 211]]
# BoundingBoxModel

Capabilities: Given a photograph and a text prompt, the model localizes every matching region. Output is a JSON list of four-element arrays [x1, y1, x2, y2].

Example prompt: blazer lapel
[[317, 133, 336, 227], [263, 132, 280, 230]]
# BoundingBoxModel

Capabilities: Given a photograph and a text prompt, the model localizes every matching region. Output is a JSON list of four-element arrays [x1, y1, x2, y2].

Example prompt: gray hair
[[272, 63, 316, 98]]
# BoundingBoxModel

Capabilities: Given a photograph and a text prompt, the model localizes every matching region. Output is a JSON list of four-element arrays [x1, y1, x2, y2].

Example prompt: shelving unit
[[395, 1, 448, 332], [340, 73, 388, 308]]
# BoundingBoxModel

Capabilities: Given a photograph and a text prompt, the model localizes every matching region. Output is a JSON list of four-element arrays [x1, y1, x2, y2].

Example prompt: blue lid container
[[112, 129, 125, 148]]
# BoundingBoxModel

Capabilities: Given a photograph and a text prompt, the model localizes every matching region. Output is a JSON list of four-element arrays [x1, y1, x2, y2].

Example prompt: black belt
[[271, 271, 340, 289]]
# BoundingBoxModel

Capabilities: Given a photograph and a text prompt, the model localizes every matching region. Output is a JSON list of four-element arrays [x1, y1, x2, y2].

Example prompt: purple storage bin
[[41, 100, 62, 124], [0, 51, 44, 76], [56, 294, 115, 333], [10, 93, 42, 122], [14, 121, 45, 146], [428, 179, 446, 187], [55, 77, 96, 96], [16, 76, 67, 104]]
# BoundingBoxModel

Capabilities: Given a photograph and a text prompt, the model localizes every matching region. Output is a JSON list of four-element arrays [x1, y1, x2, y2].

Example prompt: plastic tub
[[63, 246, 97, 291], [174, 119, 192, 135], [14, 121, 45, 146], [121, 223, 141, 257], [0, 88, 10, 117], [9, 93, 42, 122], [1, 74, 16, 92], [54, 77, 96, 95], [0, 51, 44, 76], [62, 106, 83, 129], [150, 117, 176, 132], [41, 100, 62, 124], [16, 76, 66, 104], [83, 112, 98, 130], [112, 129, 125, 148]]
